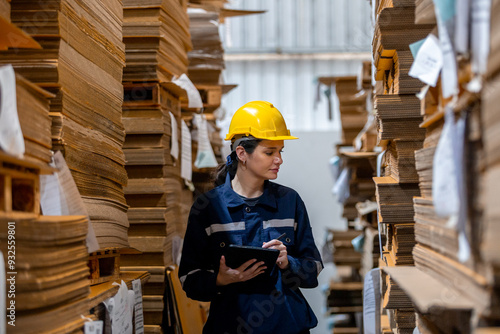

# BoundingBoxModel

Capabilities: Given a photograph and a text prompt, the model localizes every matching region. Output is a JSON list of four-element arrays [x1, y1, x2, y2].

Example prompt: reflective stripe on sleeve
[[205, 222, 246, 236], [262, 218, 296, 230]]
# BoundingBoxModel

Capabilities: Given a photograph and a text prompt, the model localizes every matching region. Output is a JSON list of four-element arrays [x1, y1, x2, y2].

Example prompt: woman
[[179, 101, 323, 334]]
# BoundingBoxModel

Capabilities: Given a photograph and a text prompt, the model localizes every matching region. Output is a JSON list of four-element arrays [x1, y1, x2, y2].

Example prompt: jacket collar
[[221, 173, 278, 209]]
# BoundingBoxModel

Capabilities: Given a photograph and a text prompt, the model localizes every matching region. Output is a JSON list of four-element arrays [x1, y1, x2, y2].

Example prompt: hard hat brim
[[225, 134, 299, 141]]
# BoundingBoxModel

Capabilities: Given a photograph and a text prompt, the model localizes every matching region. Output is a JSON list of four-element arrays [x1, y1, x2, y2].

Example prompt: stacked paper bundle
[[15, 74, 54, 165], [0, 216, 90, 333], [187, 11, 224, 85], [381, 51, 425, 95], [336, 77, 368, 145], [327, 282, 364, 331], [330, 230, 363, 268], [385, 140, 423, 183], [121, 84, 184, 329], [123, 0, 192, 82], [374, 177, 420, 224], [0, 0, 130, 248], [375, 94, 426, 141]]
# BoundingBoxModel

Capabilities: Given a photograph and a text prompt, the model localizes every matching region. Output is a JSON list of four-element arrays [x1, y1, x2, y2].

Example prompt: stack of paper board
[[415, 0, 436, 24], [374, 177, 420, 223], [413, 244, 497, 318], [123, 0, 192, 82], [388, 223, 415, 265], [375, 94, 426, 141], [373, 5, 433, 74], [385, 140, 423, 184], [327, 282, 363, 308], [0, 0, 130, 249], [413, 197, 459, 260], [382, 51, 424, 95], [187, 11, 224, 85], [0, 216, 90, 333], [121, 84, 185, 328], [336, 77, 368, 145], [382, 273, 413, 310], [330, 230, 363, 268], [392, 309, 417, 333], [359, 61, 373, 91], [15, 74, 54, 165], [488, 0, 500, 77]]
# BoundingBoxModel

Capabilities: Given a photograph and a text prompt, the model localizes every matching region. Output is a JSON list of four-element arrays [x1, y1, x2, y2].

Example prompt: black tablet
[[224, 244, 280, 276]]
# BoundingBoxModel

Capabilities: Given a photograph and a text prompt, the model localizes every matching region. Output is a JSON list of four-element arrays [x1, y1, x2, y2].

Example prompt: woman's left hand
[[262, 239, 289, 269]]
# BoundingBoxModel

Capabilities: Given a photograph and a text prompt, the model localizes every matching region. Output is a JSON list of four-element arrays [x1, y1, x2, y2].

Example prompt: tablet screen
[[224, 244, 280, 276]]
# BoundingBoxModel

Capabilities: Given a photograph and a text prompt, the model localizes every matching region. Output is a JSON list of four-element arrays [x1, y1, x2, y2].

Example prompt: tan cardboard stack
[[123, 0, 192, 82], [187, 11, 224, 86], [120, 1, 193, 331], [369, 1, 500, 333], [0, 0, 130, 249], [337, 76, 369, 145], [371, 1, 433, 331], [0, 65, 90, 332]]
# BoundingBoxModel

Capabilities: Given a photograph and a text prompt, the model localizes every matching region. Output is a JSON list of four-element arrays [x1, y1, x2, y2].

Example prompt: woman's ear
[[235, 146, 246, 162]]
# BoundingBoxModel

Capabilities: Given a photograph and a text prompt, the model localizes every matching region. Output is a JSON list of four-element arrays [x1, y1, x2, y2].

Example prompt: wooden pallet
[[88, 247, 120, 285], [0, 151, 53, 219]]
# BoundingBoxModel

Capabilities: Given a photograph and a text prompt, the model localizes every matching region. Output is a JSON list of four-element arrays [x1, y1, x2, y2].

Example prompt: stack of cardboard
[[121, 84, 184, 329], [385, 140, 423, 184], [337, 77, 368, 145], [123, 0, 192, 82], [414, 0, 436, 24], [15, 74, 54, 165], [0, 0, 9, 21], [374, 177, 419, 224], [0, 0, 130, 248], [187, 11, 224, 85], [0, 216, 90, 333]]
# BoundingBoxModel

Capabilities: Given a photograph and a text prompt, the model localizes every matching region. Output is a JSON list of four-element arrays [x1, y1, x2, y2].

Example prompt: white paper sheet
[[181, 120, 192, 181], [193, 114, 218, 169], [84, 321, 103, 334], [40, 151, 100, 253], [434, 3, 459, 98], [455, 0, 470, 53], [471, 0, 491, 75], [171, 74, 203, 109], [169, 112, 179, 160], [432, 107, 460, 217], [409, 34, 443, 87], [132, 279, 144, 334], [0, 65, 25, 157], [104, 281, 133, 334]]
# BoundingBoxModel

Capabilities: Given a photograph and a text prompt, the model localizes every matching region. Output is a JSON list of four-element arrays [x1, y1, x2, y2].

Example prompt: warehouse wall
[[222, 0, 372, 53], [275, 130, 346, 334]]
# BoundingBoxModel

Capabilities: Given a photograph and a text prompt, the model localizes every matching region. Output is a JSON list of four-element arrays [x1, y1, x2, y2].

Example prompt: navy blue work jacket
[[179, 174, 323, 334]]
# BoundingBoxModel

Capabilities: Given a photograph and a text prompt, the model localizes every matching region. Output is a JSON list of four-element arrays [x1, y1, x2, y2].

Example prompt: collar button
[[245, 207, 251, 213]]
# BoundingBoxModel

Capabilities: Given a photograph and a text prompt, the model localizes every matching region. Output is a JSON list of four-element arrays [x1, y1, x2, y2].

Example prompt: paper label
[[181, 120, 192, 181], [409, 34, 443, 87], [170, 112, 179, 160], [171, 74, 203, 109], [432, 108, 460, 217], [433, 2, 459, 98], [132, 279, 144, 334], [194, 114, 218, 169], [84, 321, 103, 334], [40, 151, 100, 253], [104, 281, 133, 334], [0, 65, 25, 157]]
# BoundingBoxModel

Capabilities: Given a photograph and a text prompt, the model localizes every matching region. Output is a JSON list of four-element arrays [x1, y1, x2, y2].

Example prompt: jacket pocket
[[264, 219, 296, 247]]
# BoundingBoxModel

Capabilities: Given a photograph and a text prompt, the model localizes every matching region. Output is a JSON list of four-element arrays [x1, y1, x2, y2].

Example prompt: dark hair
[[213, 138, 262, 186]]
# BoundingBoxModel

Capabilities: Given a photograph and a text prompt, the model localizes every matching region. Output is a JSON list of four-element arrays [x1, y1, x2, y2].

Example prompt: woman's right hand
[[216, 256, 266, 286]]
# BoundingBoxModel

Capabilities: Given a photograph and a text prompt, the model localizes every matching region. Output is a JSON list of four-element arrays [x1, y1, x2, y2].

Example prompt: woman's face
[[244, 140, 284, 180]]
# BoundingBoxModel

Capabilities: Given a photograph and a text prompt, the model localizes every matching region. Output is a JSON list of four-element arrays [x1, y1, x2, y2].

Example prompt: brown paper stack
[[121, 85, 184, 328], [0, 0, 9, 21], [187, 11, 224, 85], [123, 0, 192, 82], [385, 140, 423, 183], [0, 216, 90, 333], [374, 177, 420, 223], [330, 230, 363, 268], [15, 74, 54, 165], [0, 0, 130, 248]]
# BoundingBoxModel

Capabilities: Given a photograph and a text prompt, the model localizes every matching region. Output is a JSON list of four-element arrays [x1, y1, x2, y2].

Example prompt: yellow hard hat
[[225, 101, 298, 141]]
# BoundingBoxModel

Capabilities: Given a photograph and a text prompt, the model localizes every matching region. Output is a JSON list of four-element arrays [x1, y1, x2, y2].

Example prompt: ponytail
[[213, 137, 262, 187]]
